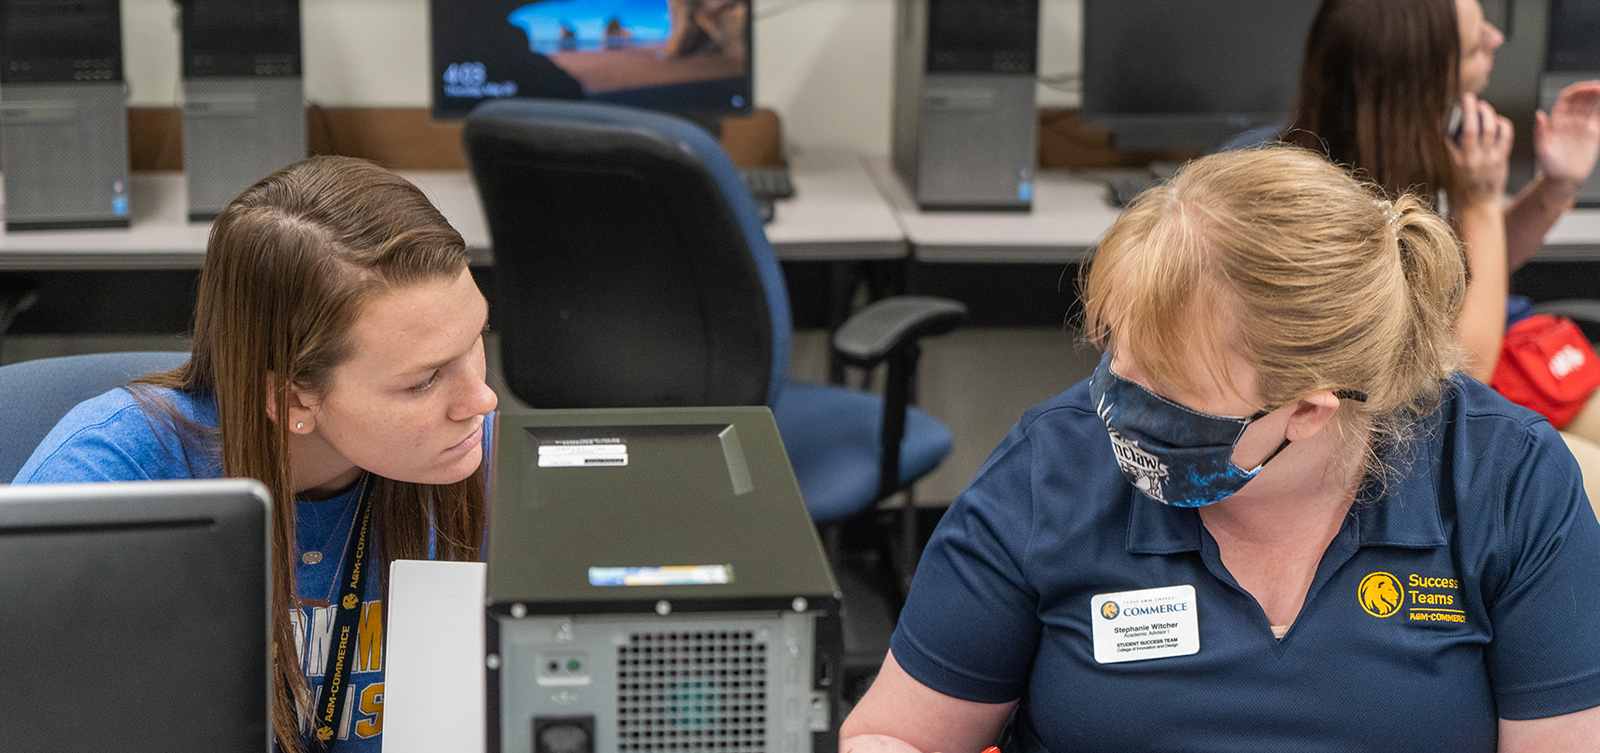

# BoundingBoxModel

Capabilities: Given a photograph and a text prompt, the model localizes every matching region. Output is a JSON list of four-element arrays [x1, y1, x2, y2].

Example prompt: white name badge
[[1090, 585, 1200, 664]]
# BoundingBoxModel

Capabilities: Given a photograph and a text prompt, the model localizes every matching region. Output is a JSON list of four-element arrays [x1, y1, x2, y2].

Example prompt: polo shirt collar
[[1124, 444, 1447, 554], [1350, 439, 1448, 548]]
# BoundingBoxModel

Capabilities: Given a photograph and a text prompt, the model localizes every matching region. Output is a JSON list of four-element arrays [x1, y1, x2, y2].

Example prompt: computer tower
[[486, 407, 842, 753], [0, 0, 130, 231], [891, 0, 1039, 211], [179, 0, 305, 221]]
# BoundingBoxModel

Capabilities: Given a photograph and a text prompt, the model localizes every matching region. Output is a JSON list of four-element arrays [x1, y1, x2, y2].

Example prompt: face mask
[[1088, 352, 1288, 508]]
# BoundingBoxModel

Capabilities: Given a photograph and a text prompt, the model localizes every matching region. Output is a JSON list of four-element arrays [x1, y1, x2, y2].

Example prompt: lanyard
[[310, 474, 374, 751]]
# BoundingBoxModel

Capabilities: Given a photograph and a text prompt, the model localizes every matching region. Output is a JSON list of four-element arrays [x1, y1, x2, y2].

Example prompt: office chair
[[0, 276, 38, 362], [463, 98, 966, 532], [0, 350, 189, 481]]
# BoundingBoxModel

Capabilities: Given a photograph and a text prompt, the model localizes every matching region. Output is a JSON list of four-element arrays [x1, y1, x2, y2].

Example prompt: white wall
[[121, 0, 1082, 156]]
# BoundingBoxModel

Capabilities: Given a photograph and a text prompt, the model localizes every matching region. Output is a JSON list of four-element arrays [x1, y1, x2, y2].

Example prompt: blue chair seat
[[772, 381, 953, 524]]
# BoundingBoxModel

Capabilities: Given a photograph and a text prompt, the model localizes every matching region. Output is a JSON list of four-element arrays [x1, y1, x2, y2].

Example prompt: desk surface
[[0, 152, 904, 271], [867, 156, 1600, 265], [3, 154, 1599, 270], [866, 156, 1124, 265]]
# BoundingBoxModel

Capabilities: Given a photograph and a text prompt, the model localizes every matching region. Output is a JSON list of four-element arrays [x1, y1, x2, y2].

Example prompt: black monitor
[[1080, 0, 1322, 151], [430, 0, 753, 123], [0, 479, 272, 752], [1548, 0, 1600, 72]]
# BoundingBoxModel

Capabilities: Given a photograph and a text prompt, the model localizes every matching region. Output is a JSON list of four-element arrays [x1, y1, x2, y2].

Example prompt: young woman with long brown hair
[[1289, 0, 1600, 426], [14, 156, 498, 752]]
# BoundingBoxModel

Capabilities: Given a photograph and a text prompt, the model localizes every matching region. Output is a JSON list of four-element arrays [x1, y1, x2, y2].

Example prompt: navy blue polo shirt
[[891, 375, 1600, 751]]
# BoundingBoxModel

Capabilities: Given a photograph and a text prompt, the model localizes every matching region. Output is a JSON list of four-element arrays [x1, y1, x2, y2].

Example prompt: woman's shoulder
[[1437, 373, 1566, 455], [13, 386, 219, 483]]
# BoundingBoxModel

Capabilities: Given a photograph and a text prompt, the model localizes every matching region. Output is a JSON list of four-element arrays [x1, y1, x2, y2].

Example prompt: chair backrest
[[0, 351, 189, 481], [463, 98, 792, 409]]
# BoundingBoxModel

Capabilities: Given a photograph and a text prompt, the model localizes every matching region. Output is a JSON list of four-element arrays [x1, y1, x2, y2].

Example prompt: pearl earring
[[295, 422, 304, 430]]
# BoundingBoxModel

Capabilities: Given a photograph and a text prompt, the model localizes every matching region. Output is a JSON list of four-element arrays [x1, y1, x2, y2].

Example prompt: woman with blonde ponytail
[[841, 146, 1600, 752], [14, 156, 498, 752]]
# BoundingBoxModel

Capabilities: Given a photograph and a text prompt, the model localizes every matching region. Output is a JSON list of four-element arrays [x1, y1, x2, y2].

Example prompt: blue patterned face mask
[[1087, 352, 1287, 508]]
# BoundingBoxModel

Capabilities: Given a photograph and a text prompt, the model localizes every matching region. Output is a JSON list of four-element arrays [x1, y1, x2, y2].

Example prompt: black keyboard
[[740, 167, 796, 200], [1105, 175, 1164, 208]]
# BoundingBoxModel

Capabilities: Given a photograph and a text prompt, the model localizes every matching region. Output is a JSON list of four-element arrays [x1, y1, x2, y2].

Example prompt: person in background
[[840, 146, 1600, 752], [13, 156, 499, 753], [1289, 0, 1600, 471]]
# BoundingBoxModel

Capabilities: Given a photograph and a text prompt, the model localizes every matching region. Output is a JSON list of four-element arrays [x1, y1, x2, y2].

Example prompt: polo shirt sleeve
[[1484, 421, 1600, 719], [890, 423, 1041, 704]]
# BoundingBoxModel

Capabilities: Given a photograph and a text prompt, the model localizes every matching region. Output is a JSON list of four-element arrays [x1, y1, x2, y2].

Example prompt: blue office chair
[[462, 99, 966, 526], [0, 351, 189, 481]]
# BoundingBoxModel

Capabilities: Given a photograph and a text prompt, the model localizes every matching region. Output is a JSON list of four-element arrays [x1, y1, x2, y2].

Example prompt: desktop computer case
[[0, 82, 131, 231], [488, 607, 840, 753], [484, 407, 842, 753], [891, 0, 1039, 211], [183, 76, 306, 220]]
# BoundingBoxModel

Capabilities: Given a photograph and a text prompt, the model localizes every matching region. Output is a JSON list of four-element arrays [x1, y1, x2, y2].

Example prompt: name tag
[[1091, 585, 1200, 664]]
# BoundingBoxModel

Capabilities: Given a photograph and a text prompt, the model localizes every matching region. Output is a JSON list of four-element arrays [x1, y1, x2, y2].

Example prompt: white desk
[[865, 156, 1123, 265], [0, 152, 904, 271], [867, 156, 1600, 265]]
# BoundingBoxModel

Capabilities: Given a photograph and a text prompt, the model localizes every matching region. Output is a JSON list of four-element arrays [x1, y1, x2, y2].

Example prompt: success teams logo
[[1358, 572, 1405, 618]]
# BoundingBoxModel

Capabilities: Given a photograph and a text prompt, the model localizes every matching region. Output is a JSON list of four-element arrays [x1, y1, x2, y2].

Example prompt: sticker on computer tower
[[538, 440, 627, 467], [588, 565, 734, 587]]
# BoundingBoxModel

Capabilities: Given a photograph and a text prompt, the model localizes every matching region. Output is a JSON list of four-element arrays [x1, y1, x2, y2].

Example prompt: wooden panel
[[1036, 108, 1200, 169], [128, 106, 784, 171]]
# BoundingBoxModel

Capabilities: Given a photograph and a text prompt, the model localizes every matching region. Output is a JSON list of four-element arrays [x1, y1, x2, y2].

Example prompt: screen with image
[[431, 0, 751, 120]]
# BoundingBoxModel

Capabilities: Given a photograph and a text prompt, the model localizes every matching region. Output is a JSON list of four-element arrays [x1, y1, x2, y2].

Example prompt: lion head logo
[[1358, 572, 1404, 618], [342, 594, 360, 610], [1100, 601, 1120, 620], [316, 725, 335, 742]]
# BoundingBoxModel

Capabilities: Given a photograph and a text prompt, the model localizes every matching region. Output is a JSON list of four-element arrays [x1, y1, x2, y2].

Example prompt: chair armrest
[[831, 296, 968, 367], [1534, 299, 1600, 326]]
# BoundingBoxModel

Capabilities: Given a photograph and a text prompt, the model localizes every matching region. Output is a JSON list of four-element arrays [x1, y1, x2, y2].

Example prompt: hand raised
[[1535, 80, 1600, 187]]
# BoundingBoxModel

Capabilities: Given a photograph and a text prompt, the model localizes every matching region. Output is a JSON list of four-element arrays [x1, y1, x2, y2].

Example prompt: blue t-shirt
[[891, 375, 1600, 751], [13, 386, 494, 752]]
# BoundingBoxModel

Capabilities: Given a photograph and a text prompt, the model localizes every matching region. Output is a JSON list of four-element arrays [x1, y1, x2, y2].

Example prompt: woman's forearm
[[1456, 202, 1511, 382], [1505, 173, 1580, 271]]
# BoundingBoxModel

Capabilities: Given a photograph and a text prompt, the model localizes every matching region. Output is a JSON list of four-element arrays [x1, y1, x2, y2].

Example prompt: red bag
[[1490, 314, 1600, 428]]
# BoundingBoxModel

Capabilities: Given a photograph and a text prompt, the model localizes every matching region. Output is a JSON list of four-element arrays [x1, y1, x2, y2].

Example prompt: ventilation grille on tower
[[616, 630, 768, 751]]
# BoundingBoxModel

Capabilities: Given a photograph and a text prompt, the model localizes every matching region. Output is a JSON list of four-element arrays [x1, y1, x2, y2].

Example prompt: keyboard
[[1105, 175, 1164, 208], [740, 167, 796, 200]]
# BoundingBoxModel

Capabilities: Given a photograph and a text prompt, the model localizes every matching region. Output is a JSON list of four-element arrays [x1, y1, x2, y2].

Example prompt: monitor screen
[[1548, 0, 1600, 72], [430, 0, 752, 120], [0, 479, 271, 752], [1080, 0, 1322, 151]]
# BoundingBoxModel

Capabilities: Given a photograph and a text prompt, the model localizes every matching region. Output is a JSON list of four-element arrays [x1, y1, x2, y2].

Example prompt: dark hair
[[136, 156, 485, 753], [1287, 0, 1465, 201]]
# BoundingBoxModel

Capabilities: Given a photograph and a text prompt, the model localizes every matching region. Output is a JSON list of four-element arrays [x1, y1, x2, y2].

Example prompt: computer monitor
[[1080, 0, 1322, 152], [430, 0, 753, 124], [1543, 0, 1600, 206], [0, 479, 272, 752]]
